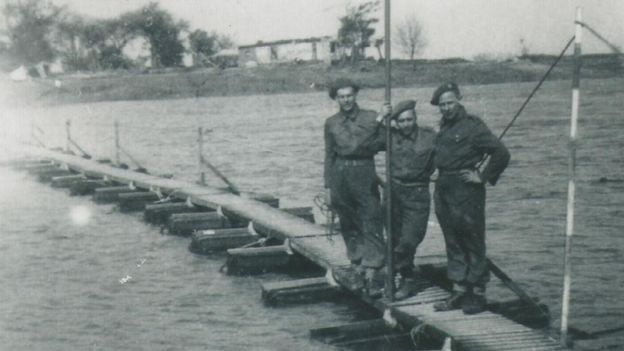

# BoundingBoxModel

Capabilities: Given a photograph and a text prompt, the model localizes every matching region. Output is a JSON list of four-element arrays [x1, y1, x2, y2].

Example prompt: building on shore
[[237, 36, 339, 67]]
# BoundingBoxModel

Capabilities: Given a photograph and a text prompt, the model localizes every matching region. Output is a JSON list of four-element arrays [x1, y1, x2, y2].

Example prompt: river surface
[[1, 78, 623, 350]]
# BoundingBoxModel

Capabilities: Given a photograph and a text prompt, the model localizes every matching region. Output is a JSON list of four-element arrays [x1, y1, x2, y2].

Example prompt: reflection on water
[[1, 78, 623, 350]]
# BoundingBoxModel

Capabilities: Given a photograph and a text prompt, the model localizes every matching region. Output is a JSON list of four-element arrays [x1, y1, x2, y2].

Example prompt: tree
[[53, 15, 135, 70], [337, 1, 379, 63], [124, 2, 187, 67], [189, 29, 217, 58], [395, 14, 426, 69], [54, 12, 86, 69], [3, 0, 63, 64], [215, 34, 234, 51], [188, 29, 235, 66]]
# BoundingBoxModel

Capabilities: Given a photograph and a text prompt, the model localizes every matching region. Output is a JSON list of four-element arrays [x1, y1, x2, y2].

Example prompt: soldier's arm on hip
[[471, 122, 510, 185]]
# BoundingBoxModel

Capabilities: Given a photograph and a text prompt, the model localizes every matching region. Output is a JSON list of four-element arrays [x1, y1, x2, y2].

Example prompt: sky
[[8, 0, 624, 59]]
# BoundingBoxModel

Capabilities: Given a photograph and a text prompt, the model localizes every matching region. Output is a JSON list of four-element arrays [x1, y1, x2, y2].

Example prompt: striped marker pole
[[114, 121, 120, 166], [561, 7, 582, 346], [198, 127, 206, 186], [65, 119, 71, 153]]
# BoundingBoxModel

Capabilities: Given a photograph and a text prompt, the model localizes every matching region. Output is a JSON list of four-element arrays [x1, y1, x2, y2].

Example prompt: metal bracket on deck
[[383, 309, 398, 329], [185, 196, 194, 207], [283, 238, 294, 255], [247, 221, 260, 237], [128, 181, 136, 190], [150, 186, 163, 199], [325, 269, 339, 287], [216, 205, 225, 218]]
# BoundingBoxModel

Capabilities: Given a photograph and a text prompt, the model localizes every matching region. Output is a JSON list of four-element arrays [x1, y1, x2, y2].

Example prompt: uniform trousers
[[330, 159, 385, 268], [388, 181, 430, 275], [434, 173, 489, 288]]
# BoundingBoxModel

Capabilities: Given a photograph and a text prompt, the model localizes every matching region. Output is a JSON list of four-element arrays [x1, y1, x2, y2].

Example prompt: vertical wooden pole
[[198, 127, 206, 185], [561, 7, 582, 346], [383, 0, 395, 301], [114, 121, 120, 166], [65, 119, 71, 153]]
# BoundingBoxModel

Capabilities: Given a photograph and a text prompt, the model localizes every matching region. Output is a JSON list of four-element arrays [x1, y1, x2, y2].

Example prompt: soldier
[[324, 78, 386, 297], [430, 82, 510, 314], [371, 100, 436, 300]]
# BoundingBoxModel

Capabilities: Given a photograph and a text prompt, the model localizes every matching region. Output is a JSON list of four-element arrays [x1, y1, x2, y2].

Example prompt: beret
[[391, 100, 416, 119], [328, 78, 360, 100], [430, 82, 460, 106]]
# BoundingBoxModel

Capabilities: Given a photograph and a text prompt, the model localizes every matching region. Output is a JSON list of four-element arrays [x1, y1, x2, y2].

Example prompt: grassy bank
[[16, 54, 624, 105]]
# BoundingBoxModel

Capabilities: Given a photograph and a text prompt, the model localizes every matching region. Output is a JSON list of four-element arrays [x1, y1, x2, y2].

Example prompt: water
[[1, 77, 623, 350]]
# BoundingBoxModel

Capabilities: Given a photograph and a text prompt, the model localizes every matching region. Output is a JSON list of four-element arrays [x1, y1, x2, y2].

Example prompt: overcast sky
[[21, 0, 624, 59]]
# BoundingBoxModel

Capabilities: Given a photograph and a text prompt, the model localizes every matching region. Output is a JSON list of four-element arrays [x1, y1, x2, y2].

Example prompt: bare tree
[[395, 14, 426, 69]]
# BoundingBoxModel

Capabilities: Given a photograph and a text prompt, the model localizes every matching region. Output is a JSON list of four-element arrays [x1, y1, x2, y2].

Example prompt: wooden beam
[[225, 245, 292, 275], [143, 202, 205, 224], [92, 186, 136, 203], [118, 192, 161, 212], [189, 227, 258, 254], [167, 212, 234, 236], [310, 319, 417, 349], [69, 179, 111, 196], [37, 169, 74, 182], [51, 174, 87, 188], [261, 276, 343, 306], [25, 164, 58, 174]]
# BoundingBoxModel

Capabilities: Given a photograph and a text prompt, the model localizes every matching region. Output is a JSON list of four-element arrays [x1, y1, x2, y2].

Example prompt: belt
[[335, 158, 373, 167], [438, 168, 474, 175], [392, 178, 429, 187]]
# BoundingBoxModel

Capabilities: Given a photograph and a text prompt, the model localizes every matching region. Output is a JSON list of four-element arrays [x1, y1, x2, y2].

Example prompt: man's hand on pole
[[376, 102, 392, 123]]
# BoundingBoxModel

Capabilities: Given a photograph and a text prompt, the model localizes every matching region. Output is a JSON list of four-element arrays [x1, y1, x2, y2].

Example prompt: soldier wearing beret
[[324, 78, 386, 297], [370, 100, 436, 300], [430, 82, 510, 314]]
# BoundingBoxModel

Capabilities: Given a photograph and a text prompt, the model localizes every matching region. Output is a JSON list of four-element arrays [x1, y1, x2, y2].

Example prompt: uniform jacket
[[364, 125, 436, 183], [434, 105, 510, 185], [324, 105, 379, 188]]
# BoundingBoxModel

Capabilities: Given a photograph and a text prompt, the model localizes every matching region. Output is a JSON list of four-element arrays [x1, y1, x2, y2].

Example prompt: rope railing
[[576, 21, 623, 55]]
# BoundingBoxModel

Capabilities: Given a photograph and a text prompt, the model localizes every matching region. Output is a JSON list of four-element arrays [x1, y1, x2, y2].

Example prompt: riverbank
[[6, 54, 623, 105]]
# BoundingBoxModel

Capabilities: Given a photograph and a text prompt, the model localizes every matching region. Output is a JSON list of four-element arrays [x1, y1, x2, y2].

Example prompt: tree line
[[2, 0, 234, 71], [2, 0, 425, 72]]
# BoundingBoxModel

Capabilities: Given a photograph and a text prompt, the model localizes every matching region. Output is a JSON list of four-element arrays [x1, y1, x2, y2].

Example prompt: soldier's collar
[[340, 104, 360, 121], [399, 126, 418, 140], [440, 105, 466, 127]]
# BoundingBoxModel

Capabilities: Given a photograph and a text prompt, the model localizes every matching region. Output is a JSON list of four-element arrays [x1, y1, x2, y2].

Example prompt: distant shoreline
[[7, 54, 623, 106]]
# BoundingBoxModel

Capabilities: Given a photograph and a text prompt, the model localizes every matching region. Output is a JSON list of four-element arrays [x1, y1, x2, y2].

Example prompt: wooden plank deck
[[16, 149, 567, 351]]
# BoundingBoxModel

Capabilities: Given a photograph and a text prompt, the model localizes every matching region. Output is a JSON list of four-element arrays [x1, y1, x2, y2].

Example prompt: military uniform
[[324, 104, 385, 269], [433, 105, 510, 290], [366, 120, 436, 275]]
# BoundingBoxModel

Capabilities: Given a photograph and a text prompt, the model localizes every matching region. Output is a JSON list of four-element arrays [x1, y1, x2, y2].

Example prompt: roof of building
[[212, 49, 239, 57], [238, 36, 333, 49]]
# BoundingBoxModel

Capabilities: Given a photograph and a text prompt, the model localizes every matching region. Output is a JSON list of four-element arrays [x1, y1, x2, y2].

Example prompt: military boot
[[364, 267, 384, 299], [394, 277, 417, 300], [434, 284, 468, 312], [462, 288, 487, 314]]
